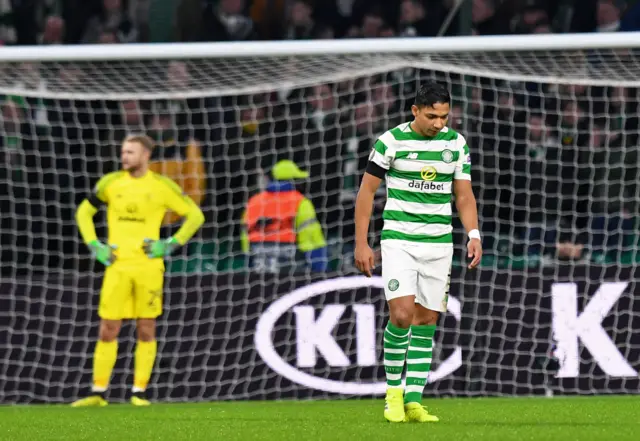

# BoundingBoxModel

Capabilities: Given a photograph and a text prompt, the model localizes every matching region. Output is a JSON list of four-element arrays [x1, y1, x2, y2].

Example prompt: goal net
[[1, 35, 639, 403]]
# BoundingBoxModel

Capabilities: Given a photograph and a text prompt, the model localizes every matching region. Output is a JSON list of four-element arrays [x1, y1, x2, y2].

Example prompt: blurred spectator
[[447, 102, 464, 130], [530, 100, 591, 262], [339, 99, 381, 244], [345, 8, 388, 38], [212, 94, 269, 238], [314, 24, 335, 39], [113, 100, 146, 142], [146, 99, 206, 226], [585, 86, 640, 261], [97, 29, 120, 43], [515, 2, 551, 33], [285, 0, 315, 39], [307, 84, 338, 131], [98, 98, 145, 172], [472, 0, 516, 35], [309, 0, 395, 38], [397, 0, 444, 37], [1, 99, 29, 267], [82, 0, 138, 44], [297, 84, 342, 229], [10, 63, 49, 130], [531, 23, 552, 34], [0, 0, 56, 45], [1, 99, 26, 176], [176, 0, 256, 42], [166, 60, 190, 91], [250, 0, 288, 40], [371, 78, 401, 130], [39, 16, 65, 44], [488, 88, 527, 232], [130, 0, 151, 41], [343, 100, 378, 201], [241, 159, 328, 274], [360, 10, 384, 38], [597, 0, 622, 31], [161, 60, 220, 141], [555, 240, 585, 261], [310, 0, 350, 37], [122, 99, 145, 129], [527, 113, 558, 159], [571, 0, 622, 33], [379, 25, 396, 38]]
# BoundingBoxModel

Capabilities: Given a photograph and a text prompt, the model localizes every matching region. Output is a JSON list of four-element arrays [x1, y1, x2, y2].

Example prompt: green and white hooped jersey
[[369, 122, 471, 245]]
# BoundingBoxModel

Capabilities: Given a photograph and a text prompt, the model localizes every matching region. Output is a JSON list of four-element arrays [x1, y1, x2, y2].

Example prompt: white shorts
[[381, 241, 453, 312]]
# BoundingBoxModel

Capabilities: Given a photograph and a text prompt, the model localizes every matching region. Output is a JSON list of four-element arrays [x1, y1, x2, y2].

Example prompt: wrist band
[[468, 229, 481, 240]]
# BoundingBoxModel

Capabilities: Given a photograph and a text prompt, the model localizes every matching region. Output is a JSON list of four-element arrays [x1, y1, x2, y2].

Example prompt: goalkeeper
[[71, 134, 204, 407]]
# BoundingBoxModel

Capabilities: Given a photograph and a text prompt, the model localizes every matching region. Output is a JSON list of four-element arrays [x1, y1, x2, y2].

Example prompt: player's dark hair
[[124, 134, 155, 152], [414, 82, 450, 108]]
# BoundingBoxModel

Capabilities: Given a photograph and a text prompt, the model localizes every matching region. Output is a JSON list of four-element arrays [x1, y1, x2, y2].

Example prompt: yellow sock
[[133, 340, 157, 392], [92, 340, 118, 392]]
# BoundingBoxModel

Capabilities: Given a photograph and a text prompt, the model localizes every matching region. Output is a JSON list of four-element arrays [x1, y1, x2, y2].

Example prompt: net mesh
[[1, 46, 639, 403], [2, 48, 640, 100]]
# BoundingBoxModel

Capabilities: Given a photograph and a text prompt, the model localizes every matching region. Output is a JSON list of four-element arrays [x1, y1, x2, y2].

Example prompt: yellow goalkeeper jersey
[[77, 170, 203, 264]]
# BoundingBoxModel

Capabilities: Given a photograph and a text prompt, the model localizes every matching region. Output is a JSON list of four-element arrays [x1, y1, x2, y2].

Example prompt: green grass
[[1, 396, 638, 441]]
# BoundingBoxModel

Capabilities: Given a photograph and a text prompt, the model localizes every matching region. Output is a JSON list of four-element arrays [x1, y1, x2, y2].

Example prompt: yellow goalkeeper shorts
[[98, 260, 164, 320]]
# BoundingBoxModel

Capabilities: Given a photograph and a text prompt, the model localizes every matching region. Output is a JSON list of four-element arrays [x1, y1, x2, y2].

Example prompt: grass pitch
[[1, 396, 638, 441]]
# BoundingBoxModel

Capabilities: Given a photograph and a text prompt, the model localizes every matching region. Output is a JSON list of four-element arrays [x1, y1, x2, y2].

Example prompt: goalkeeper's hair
[[414, 81, 450, 108], [124, 134, 156, 152]]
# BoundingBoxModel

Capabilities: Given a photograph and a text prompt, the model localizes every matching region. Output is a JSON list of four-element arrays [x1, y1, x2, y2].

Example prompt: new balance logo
[[407, 153, 418, 159]]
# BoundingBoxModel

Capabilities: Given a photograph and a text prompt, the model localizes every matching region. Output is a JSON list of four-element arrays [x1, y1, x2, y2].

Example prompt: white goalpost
[[0, 32, 639, 403]]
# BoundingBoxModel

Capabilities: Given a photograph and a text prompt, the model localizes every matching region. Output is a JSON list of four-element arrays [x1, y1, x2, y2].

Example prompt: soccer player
[[71, 134, 205, 407], [354, 82, 482, 423]]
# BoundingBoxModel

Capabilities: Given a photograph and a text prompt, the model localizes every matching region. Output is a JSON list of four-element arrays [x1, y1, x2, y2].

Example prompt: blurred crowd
[[1, 0, 640, 275], [1, 0, 639, 46]]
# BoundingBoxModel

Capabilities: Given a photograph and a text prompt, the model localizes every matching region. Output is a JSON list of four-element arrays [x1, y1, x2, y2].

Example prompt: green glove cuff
[[87, 240, 116, 266], [143, 237, 180, 258], [165, 237, 180, 254]]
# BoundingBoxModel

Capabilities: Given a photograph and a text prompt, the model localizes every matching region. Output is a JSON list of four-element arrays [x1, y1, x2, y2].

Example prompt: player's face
[[411, 102, 450, 137], [121, 141, 149, 173]]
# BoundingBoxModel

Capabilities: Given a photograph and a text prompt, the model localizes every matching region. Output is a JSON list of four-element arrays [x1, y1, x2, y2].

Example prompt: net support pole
[[458, 0, 473, 36], [455, 0, 474, 140]]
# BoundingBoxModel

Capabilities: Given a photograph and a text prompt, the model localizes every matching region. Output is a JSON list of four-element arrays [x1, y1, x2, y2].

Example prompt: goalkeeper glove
[[143, 237, 180, 259], [88, 240, 117, 266]]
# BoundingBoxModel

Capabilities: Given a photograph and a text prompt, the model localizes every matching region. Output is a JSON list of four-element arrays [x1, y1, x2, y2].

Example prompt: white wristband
[[468, 229, 481, 241]]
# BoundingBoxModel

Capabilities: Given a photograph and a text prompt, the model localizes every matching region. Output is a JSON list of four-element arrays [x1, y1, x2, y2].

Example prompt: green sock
[[383, 322, 410, 388], [404, 325, 436, 404]]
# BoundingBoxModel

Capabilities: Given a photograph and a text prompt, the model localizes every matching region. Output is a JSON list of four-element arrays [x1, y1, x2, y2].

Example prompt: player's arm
[[453, 136, 482, 269], [76, 199, 100, 245], [143, 177, 205, 258], [354, 139, 390, 277], [295, 198, 328, 272], [171, 197, 205, 245], [75, 175, 117, 266]]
